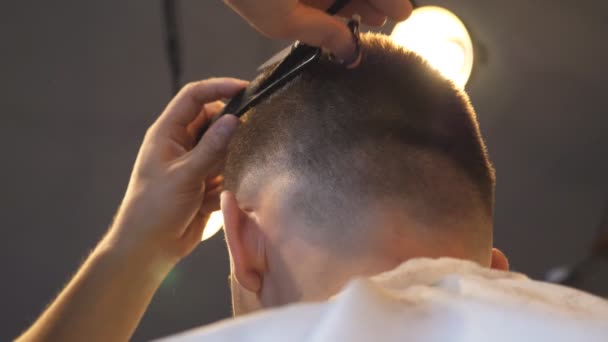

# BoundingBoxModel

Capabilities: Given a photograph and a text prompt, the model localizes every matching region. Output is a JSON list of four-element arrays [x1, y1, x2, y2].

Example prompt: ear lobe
[[221, 191, 265, 293], [490, 248, 510, 271]]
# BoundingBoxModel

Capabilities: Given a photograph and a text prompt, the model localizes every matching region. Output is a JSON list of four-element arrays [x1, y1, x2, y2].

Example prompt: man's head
[[220, 33, 505, 315]]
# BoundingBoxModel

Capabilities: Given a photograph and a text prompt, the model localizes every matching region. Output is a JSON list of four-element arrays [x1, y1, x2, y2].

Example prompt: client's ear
[[490, 248, 510, 271], [221, 191, 266, 293]]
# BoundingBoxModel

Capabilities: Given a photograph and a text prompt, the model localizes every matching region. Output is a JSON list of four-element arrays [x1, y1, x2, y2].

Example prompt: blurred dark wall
[[1, 1, 606, 341]]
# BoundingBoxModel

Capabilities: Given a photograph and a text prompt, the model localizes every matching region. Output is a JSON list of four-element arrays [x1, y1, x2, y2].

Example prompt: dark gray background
[[1, 1, 607, 341]]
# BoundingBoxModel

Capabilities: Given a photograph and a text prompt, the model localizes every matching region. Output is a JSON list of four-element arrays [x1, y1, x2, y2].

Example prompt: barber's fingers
[[302, 0, 386, 26], [206, 175, 224, 191], [203, 101, 227, 119], [287, 3, 356, 60], [367, 0, 413, 21], [186, 101, 225, 145], [180, 185, 223, 242], [301, 0, 412, 28], [156, 78, 247, 131], [181, 210, 209, 246], [333, 1, 387, 26], [286, 1, 412, 60], [201, 187, 223, 213], [185, 114, 239, 176], [205, 156, 227, 181]]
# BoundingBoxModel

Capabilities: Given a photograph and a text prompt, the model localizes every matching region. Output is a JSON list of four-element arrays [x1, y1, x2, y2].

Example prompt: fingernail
[[330, 16, 361, 68], [330, 40, 361, 68], [333, 38, 356, 62], [236, 79, 249, 87]]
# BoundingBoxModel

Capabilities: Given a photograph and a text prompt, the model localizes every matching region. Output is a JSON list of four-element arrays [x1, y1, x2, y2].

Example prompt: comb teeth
[[258, 44, 293, 71]]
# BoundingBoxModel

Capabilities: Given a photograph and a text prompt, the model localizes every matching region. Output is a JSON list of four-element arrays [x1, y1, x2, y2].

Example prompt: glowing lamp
[[390, 6, 474, 88]]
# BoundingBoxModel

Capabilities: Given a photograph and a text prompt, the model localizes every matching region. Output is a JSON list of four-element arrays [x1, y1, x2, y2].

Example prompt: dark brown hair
[[224, 33, 495, 239]]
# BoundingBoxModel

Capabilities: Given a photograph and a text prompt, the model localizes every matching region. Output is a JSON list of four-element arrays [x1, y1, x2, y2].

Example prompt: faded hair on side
[[224, 33, 495, 249]]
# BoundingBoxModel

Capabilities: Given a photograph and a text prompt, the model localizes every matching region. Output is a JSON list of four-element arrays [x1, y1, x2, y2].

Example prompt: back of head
[[223, 33, 495, 307]]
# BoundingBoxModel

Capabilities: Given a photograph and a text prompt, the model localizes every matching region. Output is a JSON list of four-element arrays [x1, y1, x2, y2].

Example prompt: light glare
[[390, 6, 473, 88], [201, 210, 223, 241]]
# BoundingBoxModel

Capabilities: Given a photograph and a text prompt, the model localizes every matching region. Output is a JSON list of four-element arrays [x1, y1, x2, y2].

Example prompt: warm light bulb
[[201, 210, 224, 241], [390, 6, 474, 88]]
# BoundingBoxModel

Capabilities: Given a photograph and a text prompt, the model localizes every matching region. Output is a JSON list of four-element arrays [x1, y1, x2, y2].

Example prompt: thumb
[[187, 115, 239, 175], [288, 3, 355, 61]]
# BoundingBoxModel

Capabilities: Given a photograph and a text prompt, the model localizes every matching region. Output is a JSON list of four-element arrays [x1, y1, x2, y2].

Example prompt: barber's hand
[[224, 0, 413, 60], [107, 78, 247, 265]]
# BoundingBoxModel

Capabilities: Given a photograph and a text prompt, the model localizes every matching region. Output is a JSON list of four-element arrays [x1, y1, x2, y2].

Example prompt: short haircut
[[224, 33, 495, 250]]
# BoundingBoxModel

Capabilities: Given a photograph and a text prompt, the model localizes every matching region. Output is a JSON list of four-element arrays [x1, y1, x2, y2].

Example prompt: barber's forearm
[[17, 230, 175, 342], [17, 77, 245, 341]]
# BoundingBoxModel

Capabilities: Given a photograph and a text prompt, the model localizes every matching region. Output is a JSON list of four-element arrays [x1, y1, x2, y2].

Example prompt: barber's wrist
[[110, 190, 182, 258], [99, 223, 180, 283]]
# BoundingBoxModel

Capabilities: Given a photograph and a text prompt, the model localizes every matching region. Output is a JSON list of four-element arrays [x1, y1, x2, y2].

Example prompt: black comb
[[196, 0, 355, 142]]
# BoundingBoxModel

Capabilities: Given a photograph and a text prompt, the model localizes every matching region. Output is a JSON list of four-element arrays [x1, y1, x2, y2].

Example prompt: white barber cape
[[158, 258, 608, 342]]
